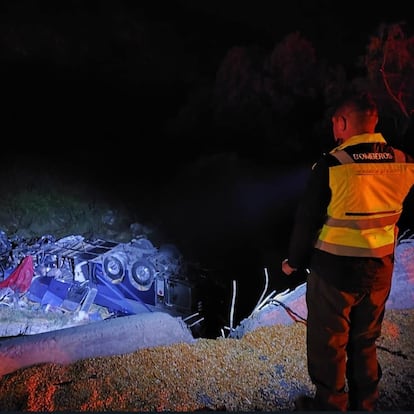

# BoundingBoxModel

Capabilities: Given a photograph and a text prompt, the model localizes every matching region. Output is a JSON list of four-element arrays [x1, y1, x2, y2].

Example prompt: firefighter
[[281, 92, 414, 411]]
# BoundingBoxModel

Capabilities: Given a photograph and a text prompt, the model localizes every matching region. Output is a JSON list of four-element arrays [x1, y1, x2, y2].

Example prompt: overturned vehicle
[[0, 231, 206, 337]]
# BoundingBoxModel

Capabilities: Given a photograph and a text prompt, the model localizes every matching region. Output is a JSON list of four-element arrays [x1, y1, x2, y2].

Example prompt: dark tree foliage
[[363, 23, 414, 152], [211, 33, 338, 160], [1, 1, 413, 163]]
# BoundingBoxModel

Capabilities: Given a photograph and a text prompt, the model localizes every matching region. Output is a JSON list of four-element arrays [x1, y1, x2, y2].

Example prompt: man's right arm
[[284, 156, 332, 271]]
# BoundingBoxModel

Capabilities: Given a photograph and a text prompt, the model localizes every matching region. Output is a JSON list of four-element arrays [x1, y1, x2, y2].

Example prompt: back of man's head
[[335, 91, 378, 133]]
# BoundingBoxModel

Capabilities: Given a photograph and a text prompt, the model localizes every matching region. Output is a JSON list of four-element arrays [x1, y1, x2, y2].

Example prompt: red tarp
[[0, 255, 34, 293]]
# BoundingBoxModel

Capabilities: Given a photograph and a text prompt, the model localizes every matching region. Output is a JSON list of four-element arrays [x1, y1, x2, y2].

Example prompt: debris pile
[[0, 231, 205, 338]]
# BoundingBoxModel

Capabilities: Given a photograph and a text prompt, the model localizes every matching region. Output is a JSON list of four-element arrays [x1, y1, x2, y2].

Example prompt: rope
[[271, 299, 307, 325]]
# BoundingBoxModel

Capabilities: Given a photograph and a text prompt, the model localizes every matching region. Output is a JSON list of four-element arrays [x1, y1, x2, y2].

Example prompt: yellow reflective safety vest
[[315, 133, 414, 257]]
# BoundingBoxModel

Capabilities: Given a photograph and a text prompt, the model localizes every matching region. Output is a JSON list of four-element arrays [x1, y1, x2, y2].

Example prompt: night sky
[[1, 1, 413, 307], [2, 0, 411, 163]]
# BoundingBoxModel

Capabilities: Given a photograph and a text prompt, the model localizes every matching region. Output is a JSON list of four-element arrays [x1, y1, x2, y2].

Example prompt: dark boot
[[294, 395, 317, 411]]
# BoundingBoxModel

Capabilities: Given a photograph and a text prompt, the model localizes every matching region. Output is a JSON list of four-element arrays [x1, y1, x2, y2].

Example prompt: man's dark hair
[[327, 90, 378, 118], [331, 91, 378, 117], [336, 91, 378, 114]]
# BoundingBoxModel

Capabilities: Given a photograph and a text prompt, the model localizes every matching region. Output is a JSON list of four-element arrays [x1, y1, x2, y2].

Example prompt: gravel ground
[[0, 308, 413, 411]]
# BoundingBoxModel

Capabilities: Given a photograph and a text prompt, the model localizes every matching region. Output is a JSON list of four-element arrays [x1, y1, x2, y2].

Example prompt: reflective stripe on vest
[[315, 146, 414, 257]]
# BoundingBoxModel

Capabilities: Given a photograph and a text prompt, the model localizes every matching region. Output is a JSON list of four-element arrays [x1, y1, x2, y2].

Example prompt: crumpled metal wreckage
[[0, 230, 205, 336]]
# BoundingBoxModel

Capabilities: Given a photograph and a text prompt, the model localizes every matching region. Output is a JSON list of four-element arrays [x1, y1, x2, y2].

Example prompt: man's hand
[[282, 258, 297, 276]]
